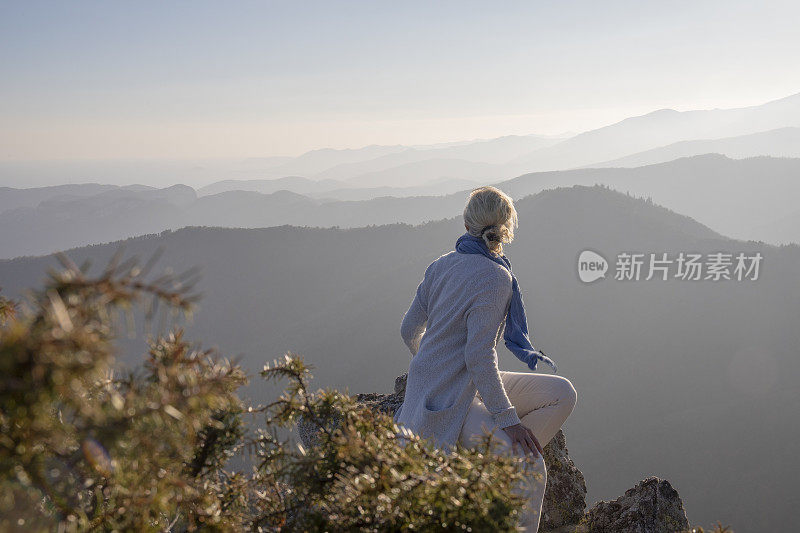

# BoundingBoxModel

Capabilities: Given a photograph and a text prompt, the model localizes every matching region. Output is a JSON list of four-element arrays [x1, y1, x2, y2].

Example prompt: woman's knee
[[556, 376, 578, 412]]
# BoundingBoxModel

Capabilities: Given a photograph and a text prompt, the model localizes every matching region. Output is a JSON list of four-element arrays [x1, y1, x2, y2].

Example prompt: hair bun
[[481, 224, 501, 243]]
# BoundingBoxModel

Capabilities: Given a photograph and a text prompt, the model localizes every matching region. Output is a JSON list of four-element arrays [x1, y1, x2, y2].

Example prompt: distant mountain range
[[197, 92, 800, 191], [508, 92, 800, 171], [197, 175, 483, 201], [0, 185, 796, 532], [0, 183, 152, 212], [499, 154, 800, 244], [0, 133, 565, 189], [589, 126, 800, 168], [197, 176, 342, 197], [3, 91, 799, 191], [203, 91, 800, 187], [1, 154, 799, 259]]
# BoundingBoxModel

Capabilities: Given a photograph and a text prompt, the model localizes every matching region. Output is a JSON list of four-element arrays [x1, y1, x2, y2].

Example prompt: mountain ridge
[[586, 126, 800, 168], [3, 154, 800, 259]]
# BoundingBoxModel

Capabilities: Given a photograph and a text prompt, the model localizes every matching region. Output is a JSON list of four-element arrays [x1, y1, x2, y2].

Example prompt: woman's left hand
[[502, 423, 544, 457]]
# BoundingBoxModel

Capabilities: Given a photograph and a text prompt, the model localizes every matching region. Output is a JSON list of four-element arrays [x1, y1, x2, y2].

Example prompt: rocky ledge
[[297, 373, 691, 533]]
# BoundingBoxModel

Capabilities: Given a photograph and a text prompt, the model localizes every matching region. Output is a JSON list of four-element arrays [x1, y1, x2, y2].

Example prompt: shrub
[[0, 253, 538, 532]]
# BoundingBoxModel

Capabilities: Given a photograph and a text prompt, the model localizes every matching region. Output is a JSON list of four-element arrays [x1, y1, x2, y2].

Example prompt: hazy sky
[[2, 0, 799, 160]]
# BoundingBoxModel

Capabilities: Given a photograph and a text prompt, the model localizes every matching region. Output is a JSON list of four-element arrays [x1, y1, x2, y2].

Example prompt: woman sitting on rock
[[393, 185, 578, 532]]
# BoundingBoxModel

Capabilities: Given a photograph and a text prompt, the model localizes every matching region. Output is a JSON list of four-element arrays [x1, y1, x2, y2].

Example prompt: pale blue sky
[[1, 0, 799, 160]]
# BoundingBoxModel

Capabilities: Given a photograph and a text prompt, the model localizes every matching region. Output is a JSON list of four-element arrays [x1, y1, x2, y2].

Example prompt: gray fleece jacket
[[393, 250, 522, 451]]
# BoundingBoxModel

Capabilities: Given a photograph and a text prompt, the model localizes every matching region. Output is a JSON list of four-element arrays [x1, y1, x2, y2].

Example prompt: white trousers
[[458, 371, 578, 532]]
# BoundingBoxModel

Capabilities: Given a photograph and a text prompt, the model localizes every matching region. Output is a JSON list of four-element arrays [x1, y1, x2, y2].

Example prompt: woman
[[393, 185, 578, 532]]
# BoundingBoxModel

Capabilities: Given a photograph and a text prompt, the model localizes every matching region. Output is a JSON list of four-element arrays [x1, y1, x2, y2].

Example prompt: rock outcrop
[[577, 476, 690, 533], [296, 373, 691, 533]]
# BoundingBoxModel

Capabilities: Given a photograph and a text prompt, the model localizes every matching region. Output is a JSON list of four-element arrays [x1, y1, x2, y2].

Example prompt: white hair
[[463, 186, 518, 255]]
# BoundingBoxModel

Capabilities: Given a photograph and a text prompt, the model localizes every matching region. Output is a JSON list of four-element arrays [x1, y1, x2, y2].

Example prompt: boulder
[[541, 428, 588, 529], [576, 476, 690, 533]]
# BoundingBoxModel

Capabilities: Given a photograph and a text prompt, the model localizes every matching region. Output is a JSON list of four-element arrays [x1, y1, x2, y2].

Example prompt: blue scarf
[[455, 231, 558, 373]]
